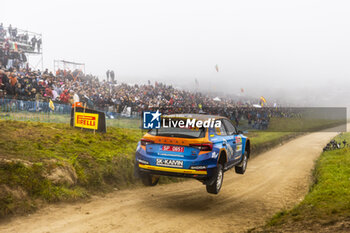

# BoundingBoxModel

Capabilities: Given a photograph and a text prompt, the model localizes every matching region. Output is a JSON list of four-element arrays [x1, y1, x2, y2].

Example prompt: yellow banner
[[75, 112, 99, 130]]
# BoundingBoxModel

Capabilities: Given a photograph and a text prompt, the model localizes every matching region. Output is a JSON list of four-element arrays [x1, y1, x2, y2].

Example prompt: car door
[[215, 120, 232, 162], [222, 119, 240, 163]]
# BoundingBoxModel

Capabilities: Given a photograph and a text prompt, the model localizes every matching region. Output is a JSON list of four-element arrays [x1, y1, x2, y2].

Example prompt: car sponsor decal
[[75, 112, 99, 130], [235, 136, 242, 144], [156, 158, 183, 168], [224, 139, 234, 160], [142, 134, 211, 147], [211, 151, 219, 159]]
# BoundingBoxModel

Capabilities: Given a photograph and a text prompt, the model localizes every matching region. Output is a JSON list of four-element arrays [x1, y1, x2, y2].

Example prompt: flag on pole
[[260, 96, 267, 107], [215, 64, 219, 72], [49, 99, 55, 111]]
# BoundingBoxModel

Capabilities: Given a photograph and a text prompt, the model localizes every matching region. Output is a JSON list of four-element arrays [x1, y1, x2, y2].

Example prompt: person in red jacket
[[45, 87, 53, 98], [60, 89, 70, 103]]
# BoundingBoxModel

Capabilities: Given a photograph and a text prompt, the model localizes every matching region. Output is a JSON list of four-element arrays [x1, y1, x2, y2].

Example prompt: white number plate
[[156, 159, 183, 168]]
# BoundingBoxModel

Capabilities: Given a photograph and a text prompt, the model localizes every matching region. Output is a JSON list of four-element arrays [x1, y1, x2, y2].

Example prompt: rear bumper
[[138, 163, 208, 179]]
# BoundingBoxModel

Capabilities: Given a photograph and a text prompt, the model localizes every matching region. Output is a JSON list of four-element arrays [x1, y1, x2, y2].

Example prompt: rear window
[[148, 119, 206, 138]]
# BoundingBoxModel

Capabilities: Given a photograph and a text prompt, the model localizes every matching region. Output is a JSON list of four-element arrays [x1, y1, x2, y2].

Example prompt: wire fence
[[0, 98, 141, 129]]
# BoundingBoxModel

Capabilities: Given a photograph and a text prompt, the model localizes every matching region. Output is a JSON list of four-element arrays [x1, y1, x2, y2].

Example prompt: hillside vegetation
[[0, 120, 141, 217], [258, 133, 350, 232]]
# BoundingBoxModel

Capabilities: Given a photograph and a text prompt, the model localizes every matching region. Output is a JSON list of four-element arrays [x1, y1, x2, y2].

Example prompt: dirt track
[[0, 130, 340, 233]]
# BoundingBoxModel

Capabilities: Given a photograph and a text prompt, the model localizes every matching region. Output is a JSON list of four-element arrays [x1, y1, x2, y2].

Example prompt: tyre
[[235, 150, 248, 174], [206, 164, 224, 194], [140, 172, 160, 186]]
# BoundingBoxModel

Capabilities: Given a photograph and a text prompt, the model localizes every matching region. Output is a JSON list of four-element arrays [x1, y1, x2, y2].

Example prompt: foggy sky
[[2, 0, 350, 106]]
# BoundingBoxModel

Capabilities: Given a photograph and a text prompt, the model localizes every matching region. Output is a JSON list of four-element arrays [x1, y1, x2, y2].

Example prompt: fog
[[2, 0, 350, 106]]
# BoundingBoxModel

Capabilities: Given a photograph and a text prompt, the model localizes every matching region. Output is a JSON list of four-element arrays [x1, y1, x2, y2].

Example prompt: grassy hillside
[[257, 133, 350, 232], [0, 120, 142, 217]]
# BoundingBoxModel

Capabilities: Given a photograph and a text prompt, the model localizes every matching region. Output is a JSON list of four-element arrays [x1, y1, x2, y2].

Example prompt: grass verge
[[256, 133, 350, 232]]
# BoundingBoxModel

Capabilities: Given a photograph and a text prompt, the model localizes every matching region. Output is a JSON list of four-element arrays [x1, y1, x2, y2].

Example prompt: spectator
[[8, 24, 12, 37], [12, 28, 17, 38], [73, 90, 80, 103], [0, 23, 5, 39], [60, 90, 70, 104], [110, 70, 115, 83], [8, 72, 17, 95], [106, 70, 110, 82], [31, 36, 37, 51], [37, 38, 42, 53], [24, 33, 29, 43]]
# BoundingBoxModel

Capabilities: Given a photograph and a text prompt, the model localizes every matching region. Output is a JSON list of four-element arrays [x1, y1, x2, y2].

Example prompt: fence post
[[73, 104, 76, 127], [81, 102, 86, 131]]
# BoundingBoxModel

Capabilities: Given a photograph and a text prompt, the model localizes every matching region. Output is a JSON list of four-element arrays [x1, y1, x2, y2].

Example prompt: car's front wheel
[[140, 172, 160, 186], [206, 164, 224, 194]]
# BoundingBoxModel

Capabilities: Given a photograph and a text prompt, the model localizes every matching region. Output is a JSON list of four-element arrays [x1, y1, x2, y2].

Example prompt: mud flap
[[134, 161, 141, 178], [204, 167, 218, 185]]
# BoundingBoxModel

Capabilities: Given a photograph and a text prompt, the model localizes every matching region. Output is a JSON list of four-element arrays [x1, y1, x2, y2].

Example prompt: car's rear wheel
[[140, 172, 160, 186], [235, 150, 248, 174], [206, 164, 224, 194]]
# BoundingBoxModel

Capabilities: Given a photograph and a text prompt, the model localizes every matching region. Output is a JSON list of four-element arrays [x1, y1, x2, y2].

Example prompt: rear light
[[141, 139, 154, 146], [189, 143, 213, 151]]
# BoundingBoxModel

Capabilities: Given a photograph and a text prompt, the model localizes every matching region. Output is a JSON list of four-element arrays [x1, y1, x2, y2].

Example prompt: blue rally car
[[134, 114, 251, 194]]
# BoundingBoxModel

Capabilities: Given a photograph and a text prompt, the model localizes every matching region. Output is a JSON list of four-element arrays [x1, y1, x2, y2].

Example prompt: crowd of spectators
[[0, 65, 242, 111], [0, 23, 41, 52], [0, 63, 279, 129], [0, 23, 41, 70]]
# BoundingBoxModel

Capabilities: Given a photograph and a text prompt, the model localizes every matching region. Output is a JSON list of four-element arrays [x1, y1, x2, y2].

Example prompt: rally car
[[134, 114, 250, 194]]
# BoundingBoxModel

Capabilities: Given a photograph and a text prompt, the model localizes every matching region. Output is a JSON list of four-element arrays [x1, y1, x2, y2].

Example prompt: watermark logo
[[143, 110, 222, 129], [143, 110, 161, 129], [163, 118, 221, 128]]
